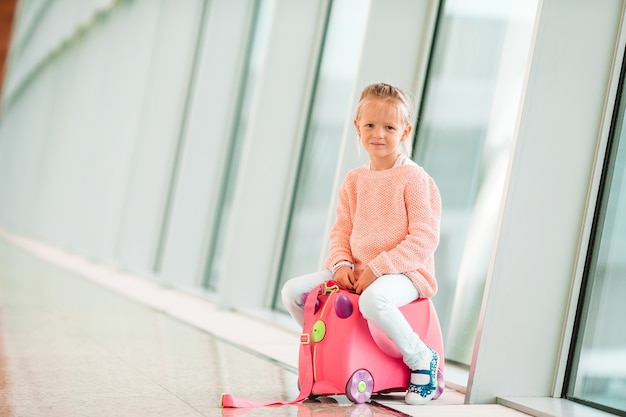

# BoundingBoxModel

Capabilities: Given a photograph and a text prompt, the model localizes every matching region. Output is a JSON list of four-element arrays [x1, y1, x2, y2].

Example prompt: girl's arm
[[325, 180, 354, 270]]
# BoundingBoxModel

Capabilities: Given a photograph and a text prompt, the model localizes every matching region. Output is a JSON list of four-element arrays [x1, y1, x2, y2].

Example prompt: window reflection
[[273, 0, 369, 311], [413, 0, 537, 364], [568, 67, 626, 413], [203, 0, 270, 291]]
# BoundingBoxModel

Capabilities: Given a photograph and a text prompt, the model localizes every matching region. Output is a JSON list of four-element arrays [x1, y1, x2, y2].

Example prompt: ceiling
[[0, 0, 17, 105]]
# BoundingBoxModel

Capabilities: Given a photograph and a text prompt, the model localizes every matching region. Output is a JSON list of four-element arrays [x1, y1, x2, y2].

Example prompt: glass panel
[[413, 0, 538, 365], [568, 66, 626, 414], [273, 0, 369, 311], [203, 0, 270, 291]]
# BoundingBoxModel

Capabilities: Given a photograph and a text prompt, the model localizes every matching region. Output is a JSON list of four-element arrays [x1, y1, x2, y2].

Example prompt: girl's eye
[[386, 126, 395, 131], [366, 124, 374, 128]]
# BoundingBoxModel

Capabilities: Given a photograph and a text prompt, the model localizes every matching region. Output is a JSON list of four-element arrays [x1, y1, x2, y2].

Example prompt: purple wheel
[[432, 368, 445, 400], [345, 369, 374, 403]]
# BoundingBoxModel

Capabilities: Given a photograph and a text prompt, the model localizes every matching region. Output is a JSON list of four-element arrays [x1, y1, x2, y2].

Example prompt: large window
[[272, 0, 369, 311], [567, 58, 626, 415], [203, 0, 268, 291], [413, 0, 537, 365]]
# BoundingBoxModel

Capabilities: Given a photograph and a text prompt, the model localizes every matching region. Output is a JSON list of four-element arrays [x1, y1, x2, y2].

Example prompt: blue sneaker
[[405, 346, 439, 405]]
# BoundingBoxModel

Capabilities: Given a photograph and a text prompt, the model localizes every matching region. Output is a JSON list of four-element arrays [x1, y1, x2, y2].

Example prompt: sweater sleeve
[[324, 177, 354, 269], [368, 174, 441, 277]]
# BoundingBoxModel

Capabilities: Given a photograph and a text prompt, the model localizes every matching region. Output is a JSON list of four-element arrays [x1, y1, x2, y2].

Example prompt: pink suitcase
[[299, 280, 445, 403]]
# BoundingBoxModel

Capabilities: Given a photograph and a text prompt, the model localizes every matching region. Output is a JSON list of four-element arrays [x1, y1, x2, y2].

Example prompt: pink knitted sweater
[[325, 160, 441, 298]]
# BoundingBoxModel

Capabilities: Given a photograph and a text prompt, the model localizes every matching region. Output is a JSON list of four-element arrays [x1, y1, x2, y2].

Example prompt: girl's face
[[354, 98, 411, 170]]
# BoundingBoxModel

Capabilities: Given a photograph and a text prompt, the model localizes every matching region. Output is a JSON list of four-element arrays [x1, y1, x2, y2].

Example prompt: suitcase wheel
[[433, 368, 445, 400], [345, 369, 373, 403]]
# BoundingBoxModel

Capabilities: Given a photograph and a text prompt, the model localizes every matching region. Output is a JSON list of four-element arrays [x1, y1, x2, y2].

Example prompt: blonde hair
[[354, 82, 414, 156], [355, 82, 414, 125]]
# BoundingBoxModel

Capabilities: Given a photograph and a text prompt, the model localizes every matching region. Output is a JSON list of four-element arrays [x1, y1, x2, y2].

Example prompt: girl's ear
[[401, 124, 412, 141], [353, 118, 360, 136]]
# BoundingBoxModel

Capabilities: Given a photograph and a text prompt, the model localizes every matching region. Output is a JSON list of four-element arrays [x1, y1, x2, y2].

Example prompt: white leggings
[[280, 270, 429, 369]]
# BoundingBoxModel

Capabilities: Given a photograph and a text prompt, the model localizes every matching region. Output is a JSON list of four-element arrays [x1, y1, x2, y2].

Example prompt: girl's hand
[[334, 267, 354, 290], [354, 267, 377, 294]]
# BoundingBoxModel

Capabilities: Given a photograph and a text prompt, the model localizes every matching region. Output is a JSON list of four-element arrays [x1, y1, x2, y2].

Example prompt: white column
[[467, 0, 626, 403], [218, 0, 329, 309], [158, 0, 258, 288]]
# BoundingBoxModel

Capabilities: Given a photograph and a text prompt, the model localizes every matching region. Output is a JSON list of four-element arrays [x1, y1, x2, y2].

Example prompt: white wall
[[467, 0, 626, 403]]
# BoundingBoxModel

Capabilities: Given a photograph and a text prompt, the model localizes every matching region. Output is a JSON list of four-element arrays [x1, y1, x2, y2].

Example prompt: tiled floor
[[0, 231, 532, 417]]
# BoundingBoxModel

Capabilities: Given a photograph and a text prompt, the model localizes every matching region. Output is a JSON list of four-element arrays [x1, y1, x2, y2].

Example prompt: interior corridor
[[0, 231, 530, 417]]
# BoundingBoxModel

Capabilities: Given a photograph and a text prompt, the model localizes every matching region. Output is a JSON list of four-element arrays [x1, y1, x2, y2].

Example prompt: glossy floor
[[0, 233, 530, 417]]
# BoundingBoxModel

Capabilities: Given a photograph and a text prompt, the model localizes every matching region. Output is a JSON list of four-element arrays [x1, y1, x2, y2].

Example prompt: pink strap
[[221, 285, 321, 408]]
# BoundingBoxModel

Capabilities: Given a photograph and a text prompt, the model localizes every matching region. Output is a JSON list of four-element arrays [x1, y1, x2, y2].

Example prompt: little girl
[[281, 82, 442, 405]]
